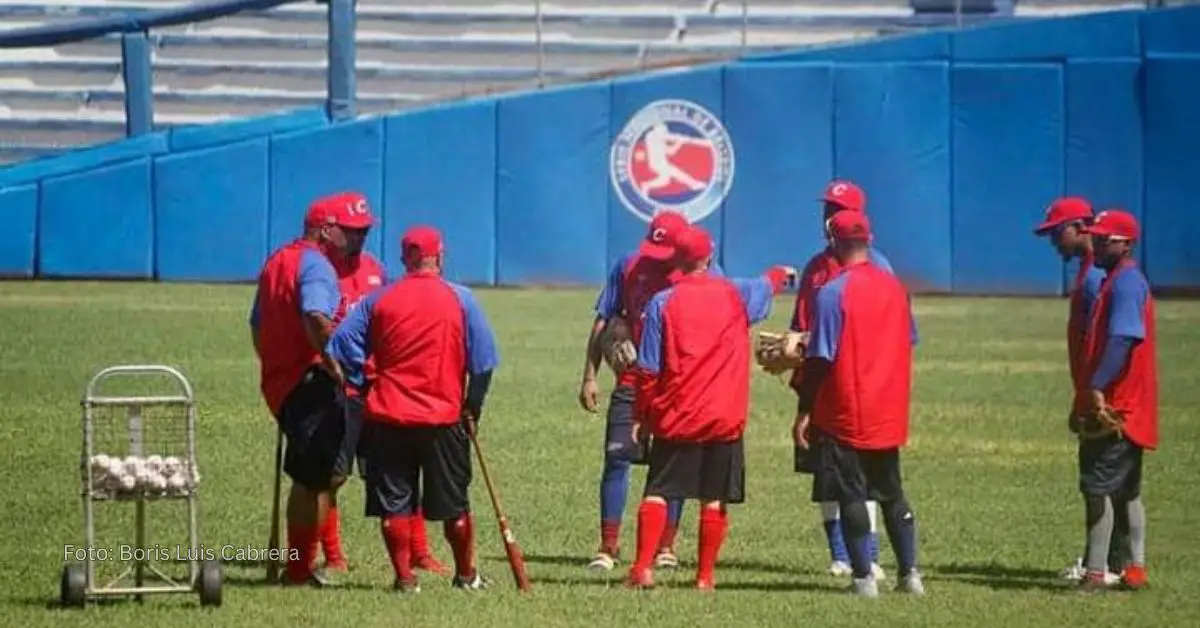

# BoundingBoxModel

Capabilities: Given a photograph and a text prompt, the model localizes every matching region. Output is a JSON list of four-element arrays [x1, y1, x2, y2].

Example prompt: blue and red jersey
[[331, 252, 386, 398], [789, 245, 893, 333], [1067, 251, 1106, 414], [633, 271, 781, 443], [1083, 260, 1158, 450], [324, 269, 499, 427], [250, 239, 340, 417], [807, 261, 917, 450], [594, 252, 723, 386]]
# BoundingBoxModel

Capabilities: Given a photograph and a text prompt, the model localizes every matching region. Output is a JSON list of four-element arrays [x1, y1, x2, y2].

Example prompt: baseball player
[[315, 192, 451, 577], [793, 211, 923, 597], [325, 225, 499, 593], [250, 195, 352, 588], [1032, 197, 1126, 584], [578, 210, 723, 572], [1074, 209, 1156, 593], [625, 225, 796, 590], [789, 180, 890, 579]]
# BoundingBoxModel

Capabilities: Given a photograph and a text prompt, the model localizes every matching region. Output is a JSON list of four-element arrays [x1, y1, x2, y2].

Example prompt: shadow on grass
[[719, 558, 807, 577], [21, 594, 202, 610], [514, 552, 590, 568], [925, 562, 1069, 593], [514, 553, 805, 577], [694, 580, 842, 593], [220, 573, 378, 592]]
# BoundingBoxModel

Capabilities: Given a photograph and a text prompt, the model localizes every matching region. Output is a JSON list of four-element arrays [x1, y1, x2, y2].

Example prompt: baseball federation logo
[[610, 99, 735, 224]]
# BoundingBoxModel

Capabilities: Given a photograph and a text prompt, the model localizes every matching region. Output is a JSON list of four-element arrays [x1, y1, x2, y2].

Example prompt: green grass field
[[3, 281, 1199, 627]]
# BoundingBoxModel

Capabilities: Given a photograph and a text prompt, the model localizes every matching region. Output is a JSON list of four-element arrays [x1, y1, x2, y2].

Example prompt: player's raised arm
[[297, 248, 342, 352], [730, 265, 797, 325], [454, 285, 501, 421]]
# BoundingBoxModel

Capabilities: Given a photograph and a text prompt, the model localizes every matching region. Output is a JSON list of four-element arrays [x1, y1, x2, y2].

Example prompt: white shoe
[[828, 561, 853, 577], [1104, 570, 1121, 585], [851, 575, 879, 598], [653, 548, 679, 569], [1061, 557, 1086, 581], [871, 562, 887, 581], [896, 570, 925, 595], [587, 552, 617, 572]]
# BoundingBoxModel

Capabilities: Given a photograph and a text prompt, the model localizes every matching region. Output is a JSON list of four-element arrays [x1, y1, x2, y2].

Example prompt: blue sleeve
[[636, 292, 669, 376], [298, 249, 340, 318], [708, 261, 725, 278], [868, 247, 895, 275], [1107, 270, 1148, 340], [451, 284, 500, 375], [807, 276, 848, 361], [593, 257, 626, 319], [325, 288, 384, 388], [1089, 335, 1136, 391], [249, 284, 262, 330], [731, 276, 775, 325]]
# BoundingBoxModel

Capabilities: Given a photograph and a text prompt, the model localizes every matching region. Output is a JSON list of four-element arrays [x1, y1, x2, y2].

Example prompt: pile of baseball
[[87, 454, 200, 497]]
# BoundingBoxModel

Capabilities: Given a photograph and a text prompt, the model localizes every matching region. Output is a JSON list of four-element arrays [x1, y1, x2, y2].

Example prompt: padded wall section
[[0, 185, 37, 277], [495, 84, 610, 285], [154, 139, 270, 281], [952, 11, 1140, 60], [169, 107, 326, 152], [951, 63, 1064, 294], [1143, 55, 1200, 289], [268, 119, 385, 257], [1141, 5, 1200, 54], [383, 100, 497, 285], [1065, 59, 1144, 275], [0, 133, 168, 188], [721, 63, 832, 276], [38, 159, 154, 278], [834, 62, 952, 292], [607, 67, 725, 267]]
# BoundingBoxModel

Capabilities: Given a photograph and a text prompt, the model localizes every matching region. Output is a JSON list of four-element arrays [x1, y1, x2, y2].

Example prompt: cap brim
[[1032, 219, 1062, 235], [638, 240, 675, 261]]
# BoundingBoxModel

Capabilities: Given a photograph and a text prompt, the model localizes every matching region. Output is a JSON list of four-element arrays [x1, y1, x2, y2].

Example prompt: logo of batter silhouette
[[610, 99, 735, 223]]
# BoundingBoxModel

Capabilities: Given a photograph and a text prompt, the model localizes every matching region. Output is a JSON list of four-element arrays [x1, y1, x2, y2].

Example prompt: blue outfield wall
[[2, 5, 1200, 291]]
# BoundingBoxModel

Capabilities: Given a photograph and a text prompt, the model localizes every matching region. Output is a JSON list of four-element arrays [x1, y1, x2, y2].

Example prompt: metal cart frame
[[60, 364, 221, 608]]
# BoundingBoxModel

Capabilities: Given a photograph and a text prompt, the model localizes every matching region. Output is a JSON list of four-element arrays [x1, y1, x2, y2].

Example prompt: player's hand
[[1089, 389, 1107, 413], [579, 377, 600, 413], [631, 421, 642, 446], [321, 353, 344, 386], [792, 413, 811, 449]]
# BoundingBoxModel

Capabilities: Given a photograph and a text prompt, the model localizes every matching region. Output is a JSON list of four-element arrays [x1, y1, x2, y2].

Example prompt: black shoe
[[393, 577, 421, 593], [452, 572, 491, 590], [282, 569, 335, 589]]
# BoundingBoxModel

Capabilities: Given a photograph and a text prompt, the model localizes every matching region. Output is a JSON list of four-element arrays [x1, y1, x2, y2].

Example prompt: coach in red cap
[[624, 225, 795, 591], [325, 225, 499, 593], [793, 211, 923, 598], [251, 193, 358, 587], [787, 179, 894, 579], [577, 210, 725, 572], [1071, 209, 1156, 592]]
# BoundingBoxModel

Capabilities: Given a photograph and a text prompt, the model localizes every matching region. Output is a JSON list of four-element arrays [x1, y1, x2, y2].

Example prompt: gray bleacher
[[0, 0, 1159, 162]]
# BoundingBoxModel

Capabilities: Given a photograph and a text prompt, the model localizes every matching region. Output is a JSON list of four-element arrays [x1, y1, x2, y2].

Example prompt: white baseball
[[123, 456, 143, 476], [106, 459, 124, 479], [119, 473, 137, 492], [162, 456, 181, 477], [147, 474, 167, 492], [144, 455, 163, 474], [167, 474, 187, 493], [135, 469, 152, 488], [90, 454, 111, 472]]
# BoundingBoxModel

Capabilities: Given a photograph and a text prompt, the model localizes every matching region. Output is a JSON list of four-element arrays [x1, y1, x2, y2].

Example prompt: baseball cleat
[[871, 562, 887, 581], [828, 560, 853, 577], [283, 569, 335, 589], [588, 551, 618, 572], [695, 576, 715, 591], [452, 572, 492, 590], [392, 577, 421, 594], [654, 547, 680, 569], [1076, 571, 1110, 595], [851, 576, 879, 598], [895, 570, 926, 596]]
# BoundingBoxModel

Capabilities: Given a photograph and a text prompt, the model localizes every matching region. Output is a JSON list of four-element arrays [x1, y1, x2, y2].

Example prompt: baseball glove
[[600, 317, 638, 374], [1076, 406, 1125, 440], [755, 330, 810, 375]]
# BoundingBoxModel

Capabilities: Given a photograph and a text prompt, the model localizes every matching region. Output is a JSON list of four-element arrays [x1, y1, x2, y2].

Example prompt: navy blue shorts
[[645, 438, 745, 504], [1079, 434, 1142, 500], [361, 420, 472, 521], [809, 430, 904, 504], [277, 367, 353, 491], [605, 385, 649, 465]]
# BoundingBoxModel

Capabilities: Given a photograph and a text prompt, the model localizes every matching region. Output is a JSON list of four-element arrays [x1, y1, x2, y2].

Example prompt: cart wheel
[[60, 564, 86, 608], [197, 559, 222, 607]]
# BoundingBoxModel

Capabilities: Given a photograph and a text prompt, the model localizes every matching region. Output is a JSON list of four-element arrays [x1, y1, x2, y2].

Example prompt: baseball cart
[[60, 365, 221, 608]]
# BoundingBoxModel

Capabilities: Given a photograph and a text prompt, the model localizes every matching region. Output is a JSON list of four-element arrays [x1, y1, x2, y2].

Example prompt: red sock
[[320, 506, 346, 565], [659, 523, 678, 551], [410, 507, 431, 557], [600, 520, 621, 554], [443, 513, 476, 579], [381, 515, 415, 583], [286, 522, 319, 583], [697, 507, 728, 583], [633, 500, 667, 572]]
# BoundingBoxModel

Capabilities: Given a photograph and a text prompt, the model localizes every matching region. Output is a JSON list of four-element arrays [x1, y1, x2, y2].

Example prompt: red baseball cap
[[638, 210, 689, 261], [672, 225, 714, 266], [1083, 209, 1139, 241], [401, 225, 444, 267], [305, 192, 375, 230], [822, 180, 866, 213], [1033, 197, 1093, 235], [827, 210, 872, 241]]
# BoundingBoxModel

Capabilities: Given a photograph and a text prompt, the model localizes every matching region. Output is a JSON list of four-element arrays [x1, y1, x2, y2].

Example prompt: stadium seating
[[0, 0, 1157, 163]]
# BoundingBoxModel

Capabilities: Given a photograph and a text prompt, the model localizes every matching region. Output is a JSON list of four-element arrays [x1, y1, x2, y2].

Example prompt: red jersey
[[808, 261, 915, 450], [331, 252, 386, 398], [1084, 260, 1158, 450], [634, 272, 780, 443], [323, 270, 499, 428], [250, 238, 340, 417]]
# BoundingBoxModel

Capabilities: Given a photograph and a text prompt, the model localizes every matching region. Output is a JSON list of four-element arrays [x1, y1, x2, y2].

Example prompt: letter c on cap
[[652, 227, 667, 243], [831, 183, 848, 197]]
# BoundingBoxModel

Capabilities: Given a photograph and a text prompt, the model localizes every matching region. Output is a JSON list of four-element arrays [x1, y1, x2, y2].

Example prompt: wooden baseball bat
[[464, 420, 532, 593], [266, 427, 283, 583]]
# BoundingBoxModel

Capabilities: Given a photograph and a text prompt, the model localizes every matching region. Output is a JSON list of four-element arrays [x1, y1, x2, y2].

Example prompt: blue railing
[[0, 0, 358, 138]]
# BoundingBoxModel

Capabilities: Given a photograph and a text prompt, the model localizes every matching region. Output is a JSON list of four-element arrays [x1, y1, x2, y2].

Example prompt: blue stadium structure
[[0, 0, 1150, 161]]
